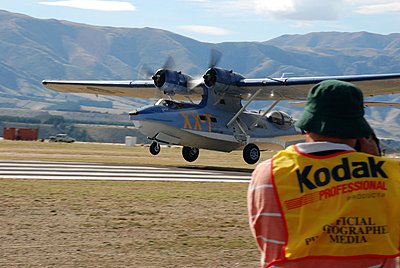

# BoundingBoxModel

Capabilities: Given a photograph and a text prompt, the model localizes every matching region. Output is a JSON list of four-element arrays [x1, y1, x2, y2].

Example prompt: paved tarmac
[[0, 160, 252, 183]]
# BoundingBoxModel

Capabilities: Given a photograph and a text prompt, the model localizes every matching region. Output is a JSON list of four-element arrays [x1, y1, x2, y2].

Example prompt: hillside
[[266, 31, 400, 49], [0, 9, 399, 139]]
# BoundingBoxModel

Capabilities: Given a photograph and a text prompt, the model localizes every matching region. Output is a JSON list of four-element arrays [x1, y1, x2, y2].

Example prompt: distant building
[[3, 127, 38, 141]]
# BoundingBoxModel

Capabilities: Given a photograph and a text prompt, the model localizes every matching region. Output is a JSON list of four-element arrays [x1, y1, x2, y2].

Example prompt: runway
[[0, 160, 252, 183]]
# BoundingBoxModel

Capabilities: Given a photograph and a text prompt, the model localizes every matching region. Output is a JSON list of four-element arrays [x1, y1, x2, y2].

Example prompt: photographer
[[248, 80, 400, 267]]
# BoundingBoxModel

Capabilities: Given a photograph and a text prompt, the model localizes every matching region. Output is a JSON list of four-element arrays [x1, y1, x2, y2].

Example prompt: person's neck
[[306, 133, 356, 148]]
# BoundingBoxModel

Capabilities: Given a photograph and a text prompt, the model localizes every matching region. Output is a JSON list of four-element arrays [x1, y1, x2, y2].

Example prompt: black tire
[[243, 143, 260, 164], [149, 141, 161, 155], [182, 146, 199, 162]]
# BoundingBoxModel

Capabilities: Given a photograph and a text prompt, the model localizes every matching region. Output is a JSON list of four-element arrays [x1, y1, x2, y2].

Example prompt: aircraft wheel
[[149, 141, 161, 155], [182, 146, 199, 162], [243, 143, 260, 164]]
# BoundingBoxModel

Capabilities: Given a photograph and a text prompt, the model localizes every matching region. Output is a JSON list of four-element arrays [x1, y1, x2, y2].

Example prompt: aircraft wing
[[42, 80, 163, 99], [238, 73, 400, 100], [43, 73, 400, 101], [290, 101, 400, 107]]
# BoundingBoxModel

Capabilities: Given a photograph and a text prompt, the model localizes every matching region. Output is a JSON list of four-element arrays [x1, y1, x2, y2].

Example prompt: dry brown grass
[[3, 140, 396, 267], [0, 140, 262, 267], [0, 179, 259, 268]]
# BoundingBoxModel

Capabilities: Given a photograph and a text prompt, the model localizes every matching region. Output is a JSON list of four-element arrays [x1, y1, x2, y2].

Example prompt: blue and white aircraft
[[42, 52, 400, 164]]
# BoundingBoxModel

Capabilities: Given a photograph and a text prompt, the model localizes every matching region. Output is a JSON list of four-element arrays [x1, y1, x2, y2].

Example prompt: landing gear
[[243, 143, 260, 164], [149, 141, 161, 155], [182, 146, 199, 162]]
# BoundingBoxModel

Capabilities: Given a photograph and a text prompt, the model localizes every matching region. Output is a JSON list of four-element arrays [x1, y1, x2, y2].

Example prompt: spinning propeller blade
[[163, 55, 175, 70], [209, 48, 222, 69], [189, 49, 223, 89]]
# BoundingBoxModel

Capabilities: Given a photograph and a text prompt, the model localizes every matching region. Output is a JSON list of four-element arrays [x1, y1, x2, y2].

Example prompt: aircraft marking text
[[180, 112, 214, 132]]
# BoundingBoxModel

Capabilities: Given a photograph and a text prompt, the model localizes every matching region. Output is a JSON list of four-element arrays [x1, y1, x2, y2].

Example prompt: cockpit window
[[154, 99, 197, 110], [155, 99, 164, 106], [267, 111, 294, 129]]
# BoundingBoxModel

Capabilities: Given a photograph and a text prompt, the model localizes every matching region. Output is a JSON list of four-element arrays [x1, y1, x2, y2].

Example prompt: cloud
[[187, 0, 400, 21], [251, 0, 344, 20], [254, 0, 296, 13], [39, 0, 136, 11], [192, 0, 344, 21], [346, 0, 396, 4], [178, 25, 231, 35], [353, 2, 400, 14]]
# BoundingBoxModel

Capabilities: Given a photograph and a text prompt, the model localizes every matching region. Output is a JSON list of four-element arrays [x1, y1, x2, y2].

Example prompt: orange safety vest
[[271, 145, 400, 266]]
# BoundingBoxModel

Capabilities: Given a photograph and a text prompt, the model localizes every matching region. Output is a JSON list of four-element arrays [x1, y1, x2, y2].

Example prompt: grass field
[[2, 140, 398, 267], [0, 180, 258, 267], [0, 140, 263, 267]]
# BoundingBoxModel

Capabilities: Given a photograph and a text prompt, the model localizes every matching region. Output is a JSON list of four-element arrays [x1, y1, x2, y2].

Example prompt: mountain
[[0, 9, 399, 139], [265, 31, 400, 50]]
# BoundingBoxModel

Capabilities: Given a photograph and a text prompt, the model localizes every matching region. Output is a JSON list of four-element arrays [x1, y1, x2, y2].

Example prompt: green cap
[[295, 80, 372, 138]]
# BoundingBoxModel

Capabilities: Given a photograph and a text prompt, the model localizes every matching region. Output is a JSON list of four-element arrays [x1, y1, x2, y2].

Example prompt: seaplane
[[42, 50, 400, 164]]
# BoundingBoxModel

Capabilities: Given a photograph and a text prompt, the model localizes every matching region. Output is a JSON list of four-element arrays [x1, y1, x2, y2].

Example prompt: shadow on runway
[[178, 165, 253, 174]]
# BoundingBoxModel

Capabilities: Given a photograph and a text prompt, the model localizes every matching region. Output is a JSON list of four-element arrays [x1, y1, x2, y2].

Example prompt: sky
[[2, 0, 400, 43]]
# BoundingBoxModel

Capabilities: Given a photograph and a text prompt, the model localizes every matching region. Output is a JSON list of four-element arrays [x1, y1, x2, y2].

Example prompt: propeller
[[152, 56, 176, 87], [187, 76, 204, 89], [189, 48, 223, 89], [152, 69, 166, 88], [138, 50, 222, 90], [137, 64, 154, 79], [208, 48, 222, 69], [203, 68, 217, 88], [136, 56, 177, 88], [162, 55, 175, 70]]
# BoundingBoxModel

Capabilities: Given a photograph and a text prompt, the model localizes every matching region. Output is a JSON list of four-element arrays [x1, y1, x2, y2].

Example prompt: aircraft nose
[[129, 109, 139, 116], [129, 109, 139, 120]]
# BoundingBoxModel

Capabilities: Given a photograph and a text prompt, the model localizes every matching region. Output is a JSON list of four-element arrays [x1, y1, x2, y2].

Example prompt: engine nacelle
[[152, 69, 192, 96], [203, 67, 245, 94]]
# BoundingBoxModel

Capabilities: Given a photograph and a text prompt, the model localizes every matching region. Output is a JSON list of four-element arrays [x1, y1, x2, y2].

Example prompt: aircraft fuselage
[[129, 89, 304, 153]]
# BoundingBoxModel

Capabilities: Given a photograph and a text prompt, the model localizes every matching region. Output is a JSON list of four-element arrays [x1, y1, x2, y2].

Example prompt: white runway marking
[[0, 160, 251, 183]]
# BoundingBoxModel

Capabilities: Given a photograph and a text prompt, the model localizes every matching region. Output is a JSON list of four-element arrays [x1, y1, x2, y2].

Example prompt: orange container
[[3, 128, 38, 141], [3, 128, 16, 140]]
